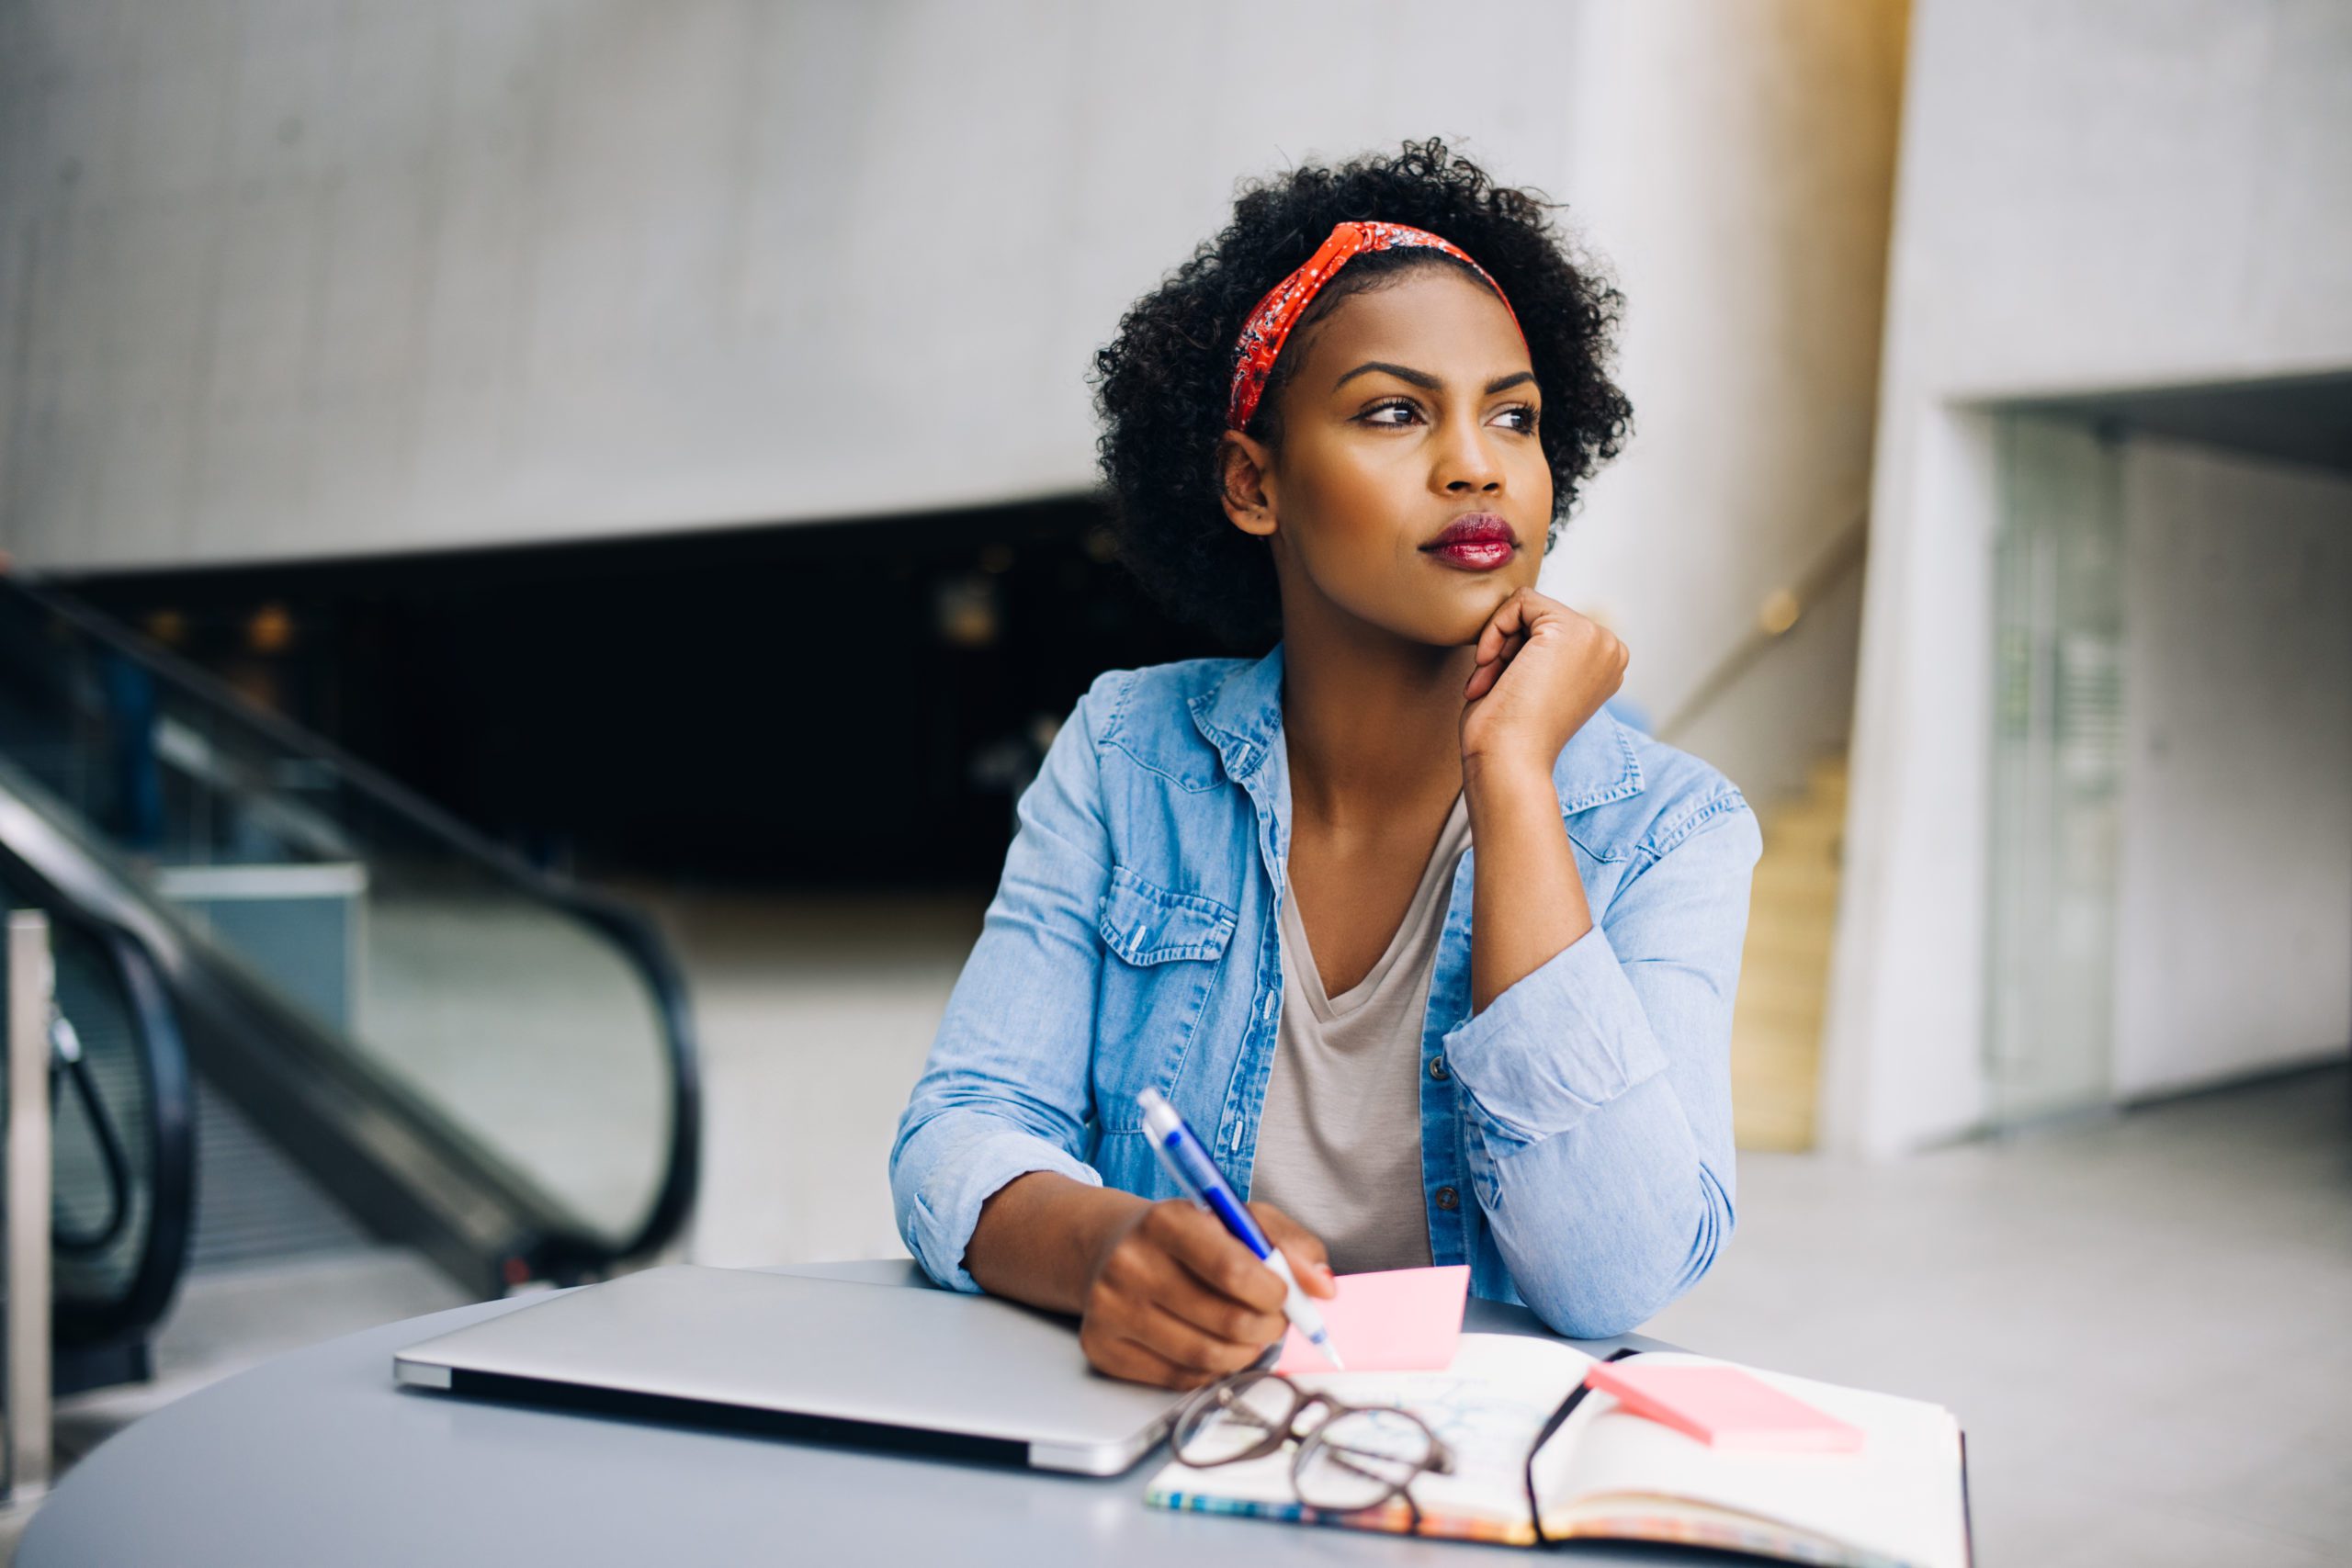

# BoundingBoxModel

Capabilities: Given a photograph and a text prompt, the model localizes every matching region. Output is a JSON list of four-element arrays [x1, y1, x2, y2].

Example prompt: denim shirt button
[[1427, 1055, 1449, 1082], [1433, 1185, 1460, 1212]]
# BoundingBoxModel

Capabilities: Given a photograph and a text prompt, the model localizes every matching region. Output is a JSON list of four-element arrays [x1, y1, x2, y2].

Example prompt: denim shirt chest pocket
[[1092, 863, 1237, 1134]]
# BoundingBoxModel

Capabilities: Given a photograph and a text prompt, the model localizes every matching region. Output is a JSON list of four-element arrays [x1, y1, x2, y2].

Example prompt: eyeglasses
[[1167, 1368, 1457, 1524]]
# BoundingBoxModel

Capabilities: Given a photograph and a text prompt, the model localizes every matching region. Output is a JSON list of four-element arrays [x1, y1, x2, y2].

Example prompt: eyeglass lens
[[1293, 1407, 1436, 1512], [1171, 1372, 1301, 1466]]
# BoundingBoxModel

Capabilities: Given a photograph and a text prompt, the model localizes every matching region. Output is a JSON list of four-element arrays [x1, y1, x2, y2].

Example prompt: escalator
[[0, 573, 699, 1378], [0, 860, 193, 1393]]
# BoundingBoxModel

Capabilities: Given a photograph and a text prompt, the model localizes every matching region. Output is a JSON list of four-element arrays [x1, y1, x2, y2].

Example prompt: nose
[[1434, 409, 1504, 494]]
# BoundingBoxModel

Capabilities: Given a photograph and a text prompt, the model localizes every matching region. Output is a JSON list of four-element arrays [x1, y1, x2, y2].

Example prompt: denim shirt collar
[[1186, 638, 1646, 814]]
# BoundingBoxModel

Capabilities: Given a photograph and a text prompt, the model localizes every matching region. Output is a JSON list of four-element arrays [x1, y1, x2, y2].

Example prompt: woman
[[889, 139, 1760, 1390]]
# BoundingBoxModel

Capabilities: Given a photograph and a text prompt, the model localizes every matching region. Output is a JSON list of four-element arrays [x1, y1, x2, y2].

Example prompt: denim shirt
[[888, 639, 1761, 1338]]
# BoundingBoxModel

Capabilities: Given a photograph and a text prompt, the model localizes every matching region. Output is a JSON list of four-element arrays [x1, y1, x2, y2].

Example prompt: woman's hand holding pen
[[963, 1174, 1335, 1390], [1079, 1199, 1335, 1390]]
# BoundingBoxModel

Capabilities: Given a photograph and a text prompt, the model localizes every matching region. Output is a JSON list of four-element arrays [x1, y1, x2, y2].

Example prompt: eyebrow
[[1332, 361, 1537, 396]]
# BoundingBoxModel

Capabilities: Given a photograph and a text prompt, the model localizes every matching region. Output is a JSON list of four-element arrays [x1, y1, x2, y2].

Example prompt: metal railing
[[4, 912, 54, 1509], [1654, 513, 1870, 745]]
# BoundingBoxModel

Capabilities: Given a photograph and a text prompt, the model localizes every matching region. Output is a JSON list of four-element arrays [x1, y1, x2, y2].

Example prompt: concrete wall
[[9, 0, 1589, 564], [1825, 0, 2352, 1154], [1547, 0, 1902, 801], [1668, 558, 1866, 812], [2111, 439, 2352, 1100], [0, 0, 1907, 797], [10, 0, 1603, 566]]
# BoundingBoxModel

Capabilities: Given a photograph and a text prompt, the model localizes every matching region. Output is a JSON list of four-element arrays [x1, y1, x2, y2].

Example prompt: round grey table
[[21, 1259, 1689, 1566]]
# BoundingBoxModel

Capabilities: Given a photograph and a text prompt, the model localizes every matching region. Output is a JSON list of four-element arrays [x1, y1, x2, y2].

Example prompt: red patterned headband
[[1225, 220, 1524, 433]]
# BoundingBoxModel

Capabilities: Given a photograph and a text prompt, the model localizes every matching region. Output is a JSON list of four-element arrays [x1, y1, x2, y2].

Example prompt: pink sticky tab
[[1273, 1265, 1469, 1374], [1585, 1363, 1865, 1452]]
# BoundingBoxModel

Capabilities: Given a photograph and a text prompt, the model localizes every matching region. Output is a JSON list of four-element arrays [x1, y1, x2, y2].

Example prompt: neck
[[1276, 598, 1476, 829]]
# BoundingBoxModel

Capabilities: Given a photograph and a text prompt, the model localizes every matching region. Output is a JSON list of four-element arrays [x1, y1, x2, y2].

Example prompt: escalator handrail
[[0, 574, 700, 1264], [69, 923, 196, 1344], [0, 770, 548, 1286], [0, 853, 196, 1349], [562, 895, 702, 1263]]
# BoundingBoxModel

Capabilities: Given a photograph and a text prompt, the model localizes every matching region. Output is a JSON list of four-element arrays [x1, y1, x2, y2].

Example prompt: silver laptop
[[391, 1264, 1188, 1475]]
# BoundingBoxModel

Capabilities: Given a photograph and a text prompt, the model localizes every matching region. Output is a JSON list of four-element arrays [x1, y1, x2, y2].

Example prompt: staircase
[[1730, 754, 1847, 1152]]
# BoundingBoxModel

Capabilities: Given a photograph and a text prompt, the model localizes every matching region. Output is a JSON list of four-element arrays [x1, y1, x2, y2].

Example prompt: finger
[[1465, 627, 1527, 701], [1083, 1280, 1234, 1389], [1166, 1232, 1288, 1325], [1279, 1245, 1336, 1299], [1249, 1202, 1337, 1298], [1142, 1250, 1287, 1347], [1497, 587, 1569, 649], [1476, 596, 1525, 665], [1139, 1301, 1277, 1377], [1476, 594, 1540, 675], [1476, 589, 1532, 661], [1090, 1328, 1215, 1391], [1148, 1204, 1288, 1315]]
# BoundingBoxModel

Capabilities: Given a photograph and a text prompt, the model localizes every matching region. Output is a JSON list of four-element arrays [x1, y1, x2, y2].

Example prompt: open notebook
[[1145, 1333, 1970, 1567]]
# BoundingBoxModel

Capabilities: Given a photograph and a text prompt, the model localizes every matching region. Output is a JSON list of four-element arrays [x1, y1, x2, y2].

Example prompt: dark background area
[[57, 498, 1242, 889]]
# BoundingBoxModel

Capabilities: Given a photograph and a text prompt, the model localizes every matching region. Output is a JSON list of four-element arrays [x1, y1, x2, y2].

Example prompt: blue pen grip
[[1197, 1183, 1271, 1260], [1156, 1124, 1272, 1259]]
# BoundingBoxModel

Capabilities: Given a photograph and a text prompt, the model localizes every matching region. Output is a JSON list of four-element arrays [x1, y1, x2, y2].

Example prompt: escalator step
[[188, 1077, 372, 1273]]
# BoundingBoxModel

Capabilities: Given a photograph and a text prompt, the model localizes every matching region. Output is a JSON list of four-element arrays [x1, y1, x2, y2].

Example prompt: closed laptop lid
[[391, 1265, 1187, 1474]]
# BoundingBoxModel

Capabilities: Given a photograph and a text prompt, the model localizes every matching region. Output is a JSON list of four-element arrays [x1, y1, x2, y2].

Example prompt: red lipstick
[[1419, 513, 1520, 572]]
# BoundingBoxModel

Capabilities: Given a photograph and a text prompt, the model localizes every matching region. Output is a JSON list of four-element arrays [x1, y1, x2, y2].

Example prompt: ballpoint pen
[[1136, 1089, 1344, 1370]]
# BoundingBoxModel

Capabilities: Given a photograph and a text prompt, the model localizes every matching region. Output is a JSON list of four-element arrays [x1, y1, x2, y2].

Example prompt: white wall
[[2111, 439, 2352, 1100], [1825, 0, 2352, 1155], [1548, 0, 1902, 795], [0, 0, 1906, 792]]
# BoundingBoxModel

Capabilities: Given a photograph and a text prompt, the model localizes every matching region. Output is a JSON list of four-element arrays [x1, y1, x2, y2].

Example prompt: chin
[[1452, 576, 1534, 637], [1408, 605, 1498, 650], [1339, 580, 1517, 649]]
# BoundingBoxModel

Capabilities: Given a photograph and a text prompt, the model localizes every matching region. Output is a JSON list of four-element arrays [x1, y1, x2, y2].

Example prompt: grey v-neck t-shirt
[[1249, 751, 1472, 1275]]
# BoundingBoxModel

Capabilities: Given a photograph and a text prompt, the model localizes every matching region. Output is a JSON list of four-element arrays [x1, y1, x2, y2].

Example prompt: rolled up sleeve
[[1441, 919, 1674, 1149], [1442, 795, 1761, 1337], [888, 672, 1122, 1293]]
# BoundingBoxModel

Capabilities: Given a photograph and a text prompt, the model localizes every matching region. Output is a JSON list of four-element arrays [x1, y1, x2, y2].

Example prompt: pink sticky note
[[1273, 1265, 1469, 1374], [1585, 1362, 1865, 1452]]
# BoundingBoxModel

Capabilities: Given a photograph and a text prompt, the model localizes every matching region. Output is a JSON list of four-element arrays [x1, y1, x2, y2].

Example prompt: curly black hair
[[1089, 138, 1632, 650]]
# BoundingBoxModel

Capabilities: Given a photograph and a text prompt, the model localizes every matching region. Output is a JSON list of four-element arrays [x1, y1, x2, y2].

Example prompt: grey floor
[[1644, 1072, 2352, 1567], [10, 886, 2349, 1567], [631, 884, 996, 1267]]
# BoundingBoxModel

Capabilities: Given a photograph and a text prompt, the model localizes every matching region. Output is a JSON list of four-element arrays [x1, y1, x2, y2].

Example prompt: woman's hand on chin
[[1458, 585, 1628, 784]]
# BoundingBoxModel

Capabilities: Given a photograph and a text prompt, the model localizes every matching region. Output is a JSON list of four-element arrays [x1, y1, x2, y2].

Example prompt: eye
[[1359, 399, 1422, 427], [1494, 403, 1540, 434]]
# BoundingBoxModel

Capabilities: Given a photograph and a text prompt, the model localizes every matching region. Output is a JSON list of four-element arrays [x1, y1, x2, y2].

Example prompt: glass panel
[[1985, 412, 2125, 1126], [0, 878, 161, 1319], [0, 588, 684, 1251]]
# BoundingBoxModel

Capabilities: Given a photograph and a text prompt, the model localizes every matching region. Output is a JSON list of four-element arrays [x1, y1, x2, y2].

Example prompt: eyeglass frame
[[1165, 1367, 1459, 1529], [1164, 1346, 1649, 1545]]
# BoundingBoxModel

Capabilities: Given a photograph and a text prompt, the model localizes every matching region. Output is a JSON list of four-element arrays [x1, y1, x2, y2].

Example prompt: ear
[[1216, 431, 1279, 540]]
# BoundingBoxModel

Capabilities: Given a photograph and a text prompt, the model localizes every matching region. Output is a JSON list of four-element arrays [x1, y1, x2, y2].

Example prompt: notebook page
[[1543, 1352, 1966, 1568], [1144, 1333, 1595, 1539]]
